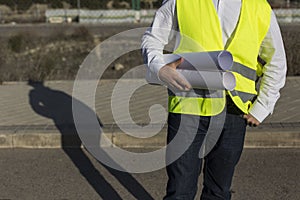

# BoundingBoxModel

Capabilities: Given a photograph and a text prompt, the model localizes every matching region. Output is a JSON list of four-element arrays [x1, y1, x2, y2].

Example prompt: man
[[142, 0, 286, 199]]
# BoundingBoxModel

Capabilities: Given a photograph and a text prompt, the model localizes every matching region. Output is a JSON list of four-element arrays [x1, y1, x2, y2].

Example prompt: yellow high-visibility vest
[[169, 0, 271, 116]]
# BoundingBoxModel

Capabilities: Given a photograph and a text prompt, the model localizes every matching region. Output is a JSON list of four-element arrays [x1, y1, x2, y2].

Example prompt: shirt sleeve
[[249, 11, 287, 123], [141, 0, 177, 80]]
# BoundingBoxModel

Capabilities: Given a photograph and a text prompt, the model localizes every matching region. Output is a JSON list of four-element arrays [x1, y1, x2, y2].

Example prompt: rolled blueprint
[[177, 70, 236, 91], [163, 50, 233, 71], [145, 51, 236, 90]]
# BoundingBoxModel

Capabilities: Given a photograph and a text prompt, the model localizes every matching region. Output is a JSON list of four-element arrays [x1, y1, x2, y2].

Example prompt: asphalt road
[[0, 148, 299, 200]]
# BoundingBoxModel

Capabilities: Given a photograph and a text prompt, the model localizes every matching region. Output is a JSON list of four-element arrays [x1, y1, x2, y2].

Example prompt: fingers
[[169, 79, 184, 90], [248, 123, 257, 127], [243, 114, 260, 127], [177, 75, 192, 90], [168, 78, 191, 91], [171, 75, 191, 91], [158, 62, 191, 91]]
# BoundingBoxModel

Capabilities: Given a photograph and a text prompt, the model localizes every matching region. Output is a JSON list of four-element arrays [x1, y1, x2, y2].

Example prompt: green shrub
[[8, 34, 24, 53]]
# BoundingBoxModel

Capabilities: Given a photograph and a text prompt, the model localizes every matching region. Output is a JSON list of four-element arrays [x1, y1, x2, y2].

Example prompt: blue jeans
[[164, 110, 247, 200]]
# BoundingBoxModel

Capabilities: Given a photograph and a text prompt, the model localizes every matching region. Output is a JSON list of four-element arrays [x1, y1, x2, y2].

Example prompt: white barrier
[[274, 9, 300, 23], [45, 9, 300, 24], [45, 9, 156, 23]]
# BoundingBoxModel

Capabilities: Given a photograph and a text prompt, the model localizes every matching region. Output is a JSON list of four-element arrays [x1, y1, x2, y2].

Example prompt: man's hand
[[243, 114, 260, 127], [158, 58, 191, 91]]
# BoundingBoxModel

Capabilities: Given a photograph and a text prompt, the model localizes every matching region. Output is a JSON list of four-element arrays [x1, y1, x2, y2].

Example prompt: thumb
[[173, 57, 184, 68]]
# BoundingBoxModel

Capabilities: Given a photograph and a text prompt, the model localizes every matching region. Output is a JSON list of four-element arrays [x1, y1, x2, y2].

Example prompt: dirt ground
[[0, 23, 299, 82]]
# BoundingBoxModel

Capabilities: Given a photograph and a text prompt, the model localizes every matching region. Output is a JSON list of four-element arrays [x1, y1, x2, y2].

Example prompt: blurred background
[[0, 0, 299, 82]]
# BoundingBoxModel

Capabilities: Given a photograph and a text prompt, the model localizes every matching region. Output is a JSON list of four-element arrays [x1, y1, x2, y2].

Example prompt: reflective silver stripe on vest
[[231, 62, 257, 81], [230, 90, 256, 103], [168, 89, 223, 98]]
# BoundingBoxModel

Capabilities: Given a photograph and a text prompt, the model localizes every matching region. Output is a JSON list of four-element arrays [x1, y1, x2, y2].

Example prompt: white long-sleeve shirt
[[141, 0, 287, 122]]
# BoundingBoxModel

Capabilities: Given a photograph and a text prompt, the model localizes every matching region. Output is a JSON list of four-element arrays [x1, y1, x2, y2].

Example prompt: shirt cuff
[[249, 100, 270, 123], [145, 62, 166, 84], [149, 62, 166, 81]]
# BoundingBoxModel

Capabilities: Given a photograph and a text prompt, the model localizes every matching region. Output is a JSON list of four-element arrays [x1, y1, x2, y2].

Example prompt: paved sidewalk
[[0, 77, 299, 148]]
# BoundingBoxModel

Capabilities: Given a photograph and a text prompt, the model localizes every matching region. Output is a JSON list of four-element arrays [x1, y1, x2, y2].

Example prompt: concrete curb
[[0, 128, 299, 149], [244, 130, 300, 148]]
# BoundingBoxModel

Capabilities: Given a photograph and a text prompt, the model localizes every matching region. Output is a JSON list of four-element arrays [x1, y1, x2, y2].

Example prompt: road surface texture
[[0, 148, 299, 200]]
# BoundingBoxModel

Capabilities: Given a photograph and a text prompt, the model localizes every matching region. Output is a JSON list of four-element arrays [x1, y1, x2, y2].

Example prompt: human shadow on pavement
[[28, 80, 153, 200]]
